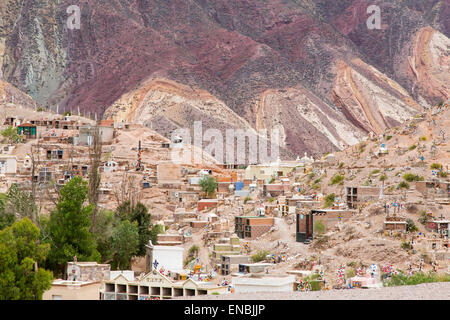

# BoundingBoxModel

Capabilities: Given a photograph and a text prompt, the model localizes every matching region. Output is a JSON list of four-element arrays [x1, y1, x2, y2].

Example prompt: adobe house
[[415, 181, 450, 199], [76, 125, 114, 146], [295, 209, 354, 243], [234, 216, 275, 239], [169, 190, 199, 204], [18, 123, 37, 139], [345, 185, 383, 209], [157, 233, 185, 246], [197, 199, 218, 211], [263, 183, 287, 197]]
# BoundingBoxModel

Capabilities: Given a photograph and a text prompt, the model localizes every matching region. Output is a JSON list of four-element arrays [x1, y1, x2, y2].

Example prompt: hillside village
[[0, 101, 449, 300]]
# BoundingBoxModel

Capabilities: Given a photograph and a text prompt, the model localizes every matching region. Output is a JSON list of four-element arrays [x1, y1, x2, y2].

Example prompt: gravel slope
[[178, 282, 450, 300]]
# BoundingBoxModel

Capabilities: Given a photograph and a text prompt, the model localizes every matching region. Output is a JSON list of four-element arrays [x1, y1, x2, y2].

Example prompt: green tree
[[116, 201, 153, 256], [92, 209, 116, 263], [199, 175, 218, 197], [1, 126, 23, 144], [110, 220, 139, 270], [46, 177, 100, 275], [0, 218, 53, 299], [149, 224, 164, 245]]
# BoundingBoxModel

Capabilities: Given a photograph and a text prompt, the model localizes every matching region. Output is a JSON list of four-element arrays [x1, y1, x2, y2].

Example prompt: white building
[[232, 275, 295, 293], [0, 156, 17, 175], [147, 242, 184, 273]]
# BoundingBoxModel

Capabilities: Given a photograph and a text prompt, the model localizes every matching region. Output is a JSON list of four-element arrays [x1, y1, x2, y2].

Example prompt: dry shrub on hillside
[[368, 206, 383, 216], [406, 204, 419, 214]]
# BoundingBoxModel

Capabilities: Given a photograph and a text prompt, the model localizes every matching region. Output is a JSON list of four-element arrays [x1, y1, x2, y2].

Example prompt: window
[[52, 295, 63, 300]]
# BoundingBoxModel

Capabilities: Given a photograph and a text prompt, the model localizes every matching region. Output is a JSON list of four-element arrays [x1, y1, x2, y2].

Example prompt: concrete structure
[[296, 209, 354, 243], [66, 262, 111, 282], [426, 219, 449, 237], [43, 280, 101, 300], [232, 275, 295, 293], [384, 216, 407, 232], [100, 270, 227, 300], [157, 233, 184, 246], [103, 161, 119, 173], [235, 216, 275, 239], [145, 241, 184, 273], [211, 236, 241, 260], [244, 158, 296, 181], [0, 156, 17, 175], [238, 263, 272, 274], [76, 125, 114, 146], [345, 185, 383, 209], [110, 270, 135, 281], [221, 255, 251, 275]]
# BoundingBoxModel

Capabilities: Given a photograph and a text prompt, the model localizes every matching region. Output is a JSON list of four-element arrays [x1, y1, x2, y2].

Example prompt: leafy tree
[[92, 210, 116, 263], [110, 220, 139, 270], [0, 218, 53, 300], [116, 201, 153, 256], [46, 177, 100, 275], [199, 175, 218, 197], [149, 224, 164, 245], [1, 126, 23, 144]]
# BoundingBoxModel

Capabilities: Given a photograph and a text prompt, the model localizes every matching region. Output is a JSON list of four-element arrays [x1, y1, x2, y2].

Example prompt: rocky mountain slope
[[0, 0, 448, 157]]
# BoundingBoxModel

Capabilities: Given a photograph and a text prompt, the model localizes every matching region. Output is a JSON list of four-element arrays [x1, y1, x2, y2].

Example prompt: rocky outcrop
[[0, 1, 448, 157]]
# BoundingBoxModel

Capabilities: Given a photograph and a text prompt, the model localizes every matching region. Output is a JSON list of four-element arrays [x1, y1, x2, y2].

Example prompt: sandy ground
[[178, 282, 450, 300]]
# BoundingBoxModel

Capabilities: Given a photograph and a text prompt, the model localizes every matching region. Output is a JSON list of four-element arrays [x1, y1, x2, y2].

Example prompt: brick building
[[235, 216, 275, 239]]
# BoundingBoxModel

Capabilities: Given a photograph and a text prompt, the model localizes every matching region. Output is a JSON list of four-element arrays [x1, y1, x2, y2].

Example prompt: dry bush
[[406, 204, 419, 214]]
